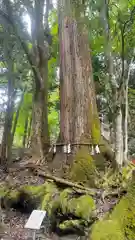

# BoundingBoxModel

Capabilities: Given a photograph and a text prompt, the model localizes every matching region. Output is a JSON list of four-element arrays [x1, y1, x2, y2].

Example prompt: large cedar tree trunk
[[49, 1, 113, 180], [59, 0, 101, 145]]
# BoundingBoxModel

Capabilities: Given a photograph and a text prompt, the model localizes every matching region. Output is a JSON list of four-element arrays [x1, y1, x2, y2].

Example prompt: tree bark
[[27, 113, 32, 148], [0, 37, 15, 166], [30, 0, 50, 158], [115, 106, 123, 167], [100, 0, 117, 145], [31, 86, 49, 158], [123, 57, 134, 163], [58, 0, 101, 146], [0, 68, 14, 166]]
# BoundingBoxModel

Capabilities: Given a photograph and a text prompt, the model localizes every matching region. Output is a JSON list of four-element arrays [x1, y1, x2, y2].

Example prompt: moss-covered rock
[[1, 183, 54, 213], [0, 186, 9, 198], [41, 182, 60, 216], [90, 176, 135, 240], [59, 188, 95, 221], [0, 182, 95, 234], [58, 219, 86, 235], [91, 220, 124, 240]]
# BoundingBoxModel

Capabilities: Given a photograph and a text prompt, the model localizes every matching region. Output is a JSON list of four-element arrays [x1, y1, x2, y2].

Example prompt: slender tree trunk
[[22, 113, 29, 148], [31, 85, 49, 157], [58, 0, 101, 146], [27, 113, 32, 148], [11, 90, 25, 146], [0, 75, 14, 166], [101, 0, 117, 143], [30, 0, 50, 158], [123, 81, 128, 163], [115, 106, 123, 167], [123, 58, 134, 163], [0, 38, 15, 166]]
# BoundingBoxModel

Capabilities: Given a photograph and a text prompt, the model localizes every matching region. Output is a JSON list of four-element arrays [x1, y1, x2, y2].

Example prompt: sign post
[[24, 210, 47, 239]]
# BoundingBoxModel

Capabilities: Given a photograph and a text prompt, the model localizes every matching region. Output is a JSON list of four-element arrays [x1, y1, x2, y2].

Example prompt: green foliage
[[48, 89, 59, 141], [13, 92, 32, 146], [97, 163, 135, 190]]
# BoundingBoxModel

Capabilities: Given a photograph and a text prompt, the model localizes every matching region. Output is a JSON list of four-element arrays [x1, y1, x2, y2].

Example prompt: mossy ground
[[0, 181, 96, 233], [91, 220, 124, 240], [90, 175, 135, 240]]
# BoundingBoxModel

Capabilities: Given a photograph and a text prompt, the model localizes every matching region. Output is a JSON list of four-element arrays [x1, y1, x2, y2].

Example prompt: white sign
[[25, 210, 47, 230]]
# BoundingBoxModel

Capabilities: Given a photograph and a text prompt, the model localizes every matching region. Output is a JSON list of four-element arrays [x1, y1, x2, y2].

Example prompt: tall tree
[[0, 31, 15, 166], [58, 0, 101, 167], [0, 0, 51, 159]]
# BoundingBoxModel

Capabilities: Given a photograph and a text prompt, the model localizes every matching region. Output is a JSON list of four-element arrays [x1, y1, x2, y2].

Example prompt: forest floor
[[0, 164, 88, 240], [0, 154, 120, 240], [0, 165, 44, 240]]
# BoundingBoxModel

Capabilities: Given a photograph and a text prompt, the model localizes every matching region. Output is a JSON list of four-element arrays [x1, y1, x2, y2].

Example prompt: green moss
[[74, 195, 95, 220], [91, 220, 124, 240], [2, 189, 21, 209], [59, 219, 86, 230], [60, 189, 95, 221], [7, 190, 19, 200], [41, 182, 60, 216], [70, 146, 96, 186], [59, 188, 73, 214], [91, 114, 101, 145], [88, 100, 101, 145], [110, 180, 135, 240], [21, 184, 46, 198], [0, 187, 8, 197], [90, 179, 135, 240]]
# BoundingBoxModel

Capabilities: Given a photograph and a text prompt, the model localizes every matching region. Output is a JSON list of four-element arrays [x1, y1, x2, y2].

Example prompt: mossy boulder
[[90, 175, 135, 240], [91, 220, 124, 240], [60, 189, 95, 221], [0, 182, 96, 235], [41, 182, 60, 216]]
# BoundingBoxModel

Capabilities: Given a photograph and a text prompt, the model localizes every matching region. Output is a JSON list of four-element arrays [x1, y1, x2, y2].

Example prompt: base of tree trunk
[[45, 135, 115, 188]]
